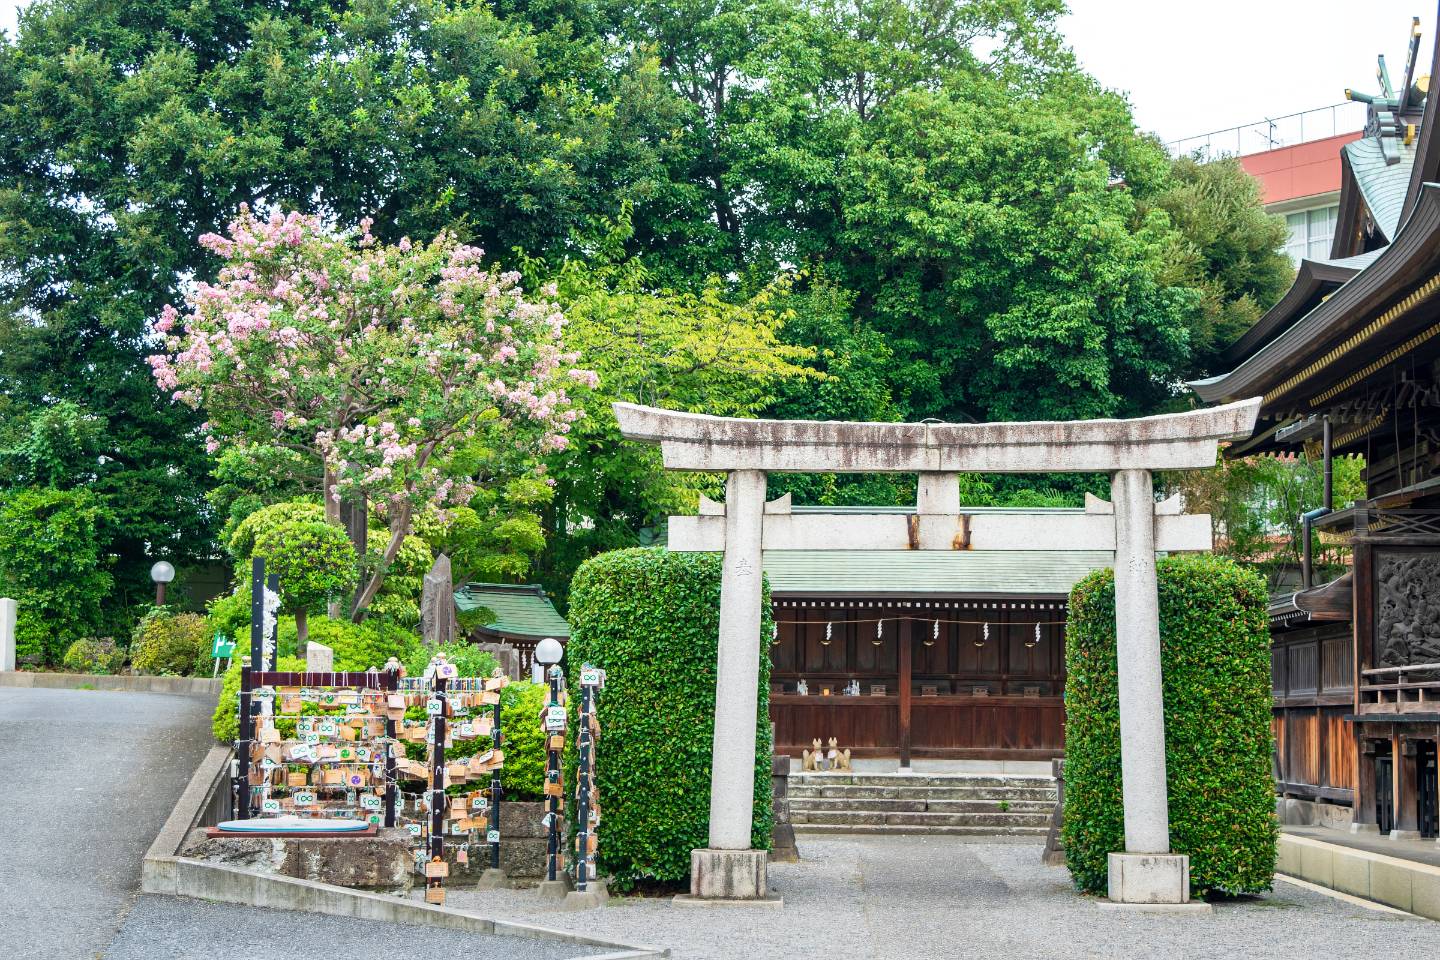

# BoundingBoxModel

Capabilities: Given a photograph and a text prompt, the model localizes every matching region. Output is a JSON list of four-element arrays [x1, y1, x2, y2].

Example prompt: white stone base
[[1349, 822, 1381, 835], [1107, 852, 1190, 905], [690, 848, 769, 900], [1389, 829, 1423, 842], [535, 877, 573, 900], [673, 893, 784, 908], [1096, 901, 1213, 914], [474, 867, 509, 890]]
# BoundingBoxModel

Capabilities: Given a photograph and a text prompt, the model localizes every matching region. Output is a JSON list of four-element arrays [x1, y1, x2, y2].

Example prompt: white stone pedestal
[[0, 597, 15, 671], [1104, 852, 1203, 910], [305, 641, 334, 672], [678, 848, 780, 905], [535, 876, 573, 900], [475, 867, 509, 889]]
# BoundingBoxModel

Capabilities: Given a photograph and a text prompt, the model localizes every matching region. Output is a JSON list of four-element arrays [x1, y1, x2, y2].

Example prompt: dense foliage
[[1168, 452, 1366, 590], [130, 609, 210, 676], [149, 209, 589, 616], [565, 548, 773, 889], [0, 0, 1297, 621], [63, 637, 126, 674], [252, 520, 357, 642], [1062, 555, 1277, 896], [0, 487, 113, 665]]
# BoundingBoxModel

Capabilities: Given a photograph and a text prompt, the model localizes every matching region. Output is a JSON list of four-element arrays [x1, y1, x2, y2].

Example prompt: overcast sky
[[0, 0, 1432, 150]]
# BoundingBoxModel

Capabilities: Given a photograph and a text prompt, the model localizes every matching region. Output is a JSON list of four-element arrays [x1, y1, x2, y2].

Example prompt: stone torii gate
[[614, 398, 1260, 907]]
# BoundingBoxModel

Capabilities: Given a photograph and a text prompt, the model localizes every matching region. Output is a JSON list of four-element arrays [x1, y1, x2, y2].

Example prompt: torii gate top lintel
[[612, 398, 1261, 474]]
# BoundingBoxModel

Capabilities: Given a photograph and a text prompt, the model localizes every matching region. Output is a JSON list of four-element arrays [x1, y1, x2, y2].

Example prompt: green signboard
[[211, 632, 236, 659]]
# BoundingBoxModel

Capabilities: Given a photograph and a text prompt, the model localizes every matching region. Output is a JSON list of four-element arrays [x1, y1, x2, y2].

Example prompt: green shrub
[[63, 637, 126, 674], [253, 518, 357, 643], [271, 615, 424, 670], [226, 500, 324, 560], [212, 655, 305, 742], [0, 487, 113, 665], [402, 640, 499, 679], [498, 681, 546, 800], [565, 548, 773, 890], [130, 609, 209, 676], [1062, 554, 1276, 896]]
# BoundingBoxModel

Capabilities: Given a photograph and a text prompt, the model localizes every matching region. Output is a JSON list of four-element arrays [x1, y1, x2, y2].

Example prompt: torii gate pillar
[[615, 399, 1260, 907]]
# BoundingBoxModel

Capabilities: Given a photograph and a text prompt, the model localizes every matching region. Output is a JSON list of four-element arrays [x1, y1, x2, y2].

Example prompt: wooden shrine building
[[1193, 17, 1440, 836], [763, 515, 1097, 763]]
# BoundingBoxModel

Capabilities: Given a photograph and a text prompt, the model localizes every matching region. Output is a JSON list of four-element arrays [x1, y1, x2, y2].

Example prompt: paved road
[[103, 896, 602, 960], [0, 687, 216, 960], [433, 835, 1440, 959]]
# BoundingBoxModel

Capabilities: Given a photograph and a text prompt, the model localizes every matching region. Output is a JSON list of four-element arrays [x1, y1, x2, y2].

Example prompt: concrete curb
[[0, 671, 222, 696], [1278, 831, 1440, 919], [142, 735, 666, 958]]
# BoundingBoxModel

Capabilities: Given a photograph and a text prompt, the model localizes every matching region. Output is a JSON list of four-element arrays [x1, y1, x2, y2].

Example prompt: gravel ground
[[427, 835, 1440, 960], [102, 896, 606, 960], [0, 687, 215, 960]]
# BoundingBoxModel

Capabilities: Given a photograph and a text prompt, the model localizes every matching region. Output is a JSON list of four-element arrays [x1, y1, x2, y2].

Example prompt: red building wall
[[1238, 131, 1362, 206]]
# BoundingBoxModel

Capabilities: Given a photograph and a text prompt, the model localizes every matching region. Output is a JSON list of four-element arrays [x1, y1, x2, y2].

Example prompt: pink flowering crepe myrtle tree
[[151, 207, 597, 620]]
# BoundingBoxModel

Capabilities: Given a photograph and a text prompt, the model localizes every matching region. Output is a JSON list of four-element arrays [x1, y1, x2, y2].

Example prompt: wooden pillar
[[1396, 735, 1422, 838], [1355, 733, 1378, 827], [899, 619, 913, 769]]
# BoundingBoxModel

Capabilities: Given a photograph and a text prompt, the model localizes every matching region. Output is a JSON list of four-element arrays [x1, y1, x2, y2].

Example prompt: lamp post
[[150, 561, 176, 606]]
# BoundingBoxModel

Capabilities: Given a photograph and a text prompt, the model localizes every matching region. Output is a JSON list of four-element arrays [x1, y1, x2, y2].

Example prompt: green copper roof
[[756, 550, 1115, 597], [454, 583, 569, 639], [1344, 135, 1417, 241]]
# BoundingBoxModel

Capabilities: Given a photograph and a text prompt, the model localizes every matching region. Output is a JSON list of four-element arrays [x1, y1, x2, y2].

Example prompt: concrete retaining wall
[[1278, 833, 1440, 918], [0, 671, 222, 696]]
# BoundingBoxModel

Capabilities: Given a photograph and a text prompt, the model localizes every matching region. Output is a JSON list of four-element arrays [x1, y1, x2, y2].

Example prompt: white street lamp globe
[[534, 636, 564, 666], [150, 561, 176, 584]]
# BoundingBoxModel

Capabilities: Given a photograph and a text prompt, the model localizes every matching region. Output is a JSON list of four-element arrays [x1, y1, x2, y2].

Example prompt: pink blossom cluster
[[147, 207, 598, 515]]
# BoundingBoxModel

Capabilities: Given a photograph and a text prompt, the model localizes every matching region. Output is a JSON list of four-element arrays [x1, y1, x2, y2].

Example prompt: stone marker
[[420, 553, 456, 646], [305, 641, 334, 672], [0, 597, 14, 671]]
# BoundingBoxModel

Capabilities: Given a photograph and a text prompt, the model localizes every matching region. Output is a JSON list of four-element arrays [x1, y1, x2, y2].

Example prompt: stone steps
[[791, 809, 1051, 828], [784, 772, 1057, 837], [792, 823, 1051, 837], [789, 785, 1056, 802], [790, 797, 1053, 814]]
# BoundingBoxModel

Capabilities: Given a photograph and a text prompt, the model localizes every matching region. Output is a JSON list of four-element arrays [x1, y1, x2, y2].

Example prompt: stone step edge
[[793, 824, 1050, 836]]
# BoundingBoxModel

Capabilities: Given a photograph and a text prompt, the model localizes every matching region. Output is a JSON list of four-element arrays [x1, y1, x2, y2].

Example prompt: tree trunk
[[296, 607, 309, 645], [351, 504, 411, 622]]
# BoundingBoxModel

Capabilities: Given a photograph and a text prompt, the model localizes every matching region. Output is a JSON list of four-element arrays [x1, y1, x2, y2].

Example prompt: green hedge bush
[[130, 609, 209, 676], [498, 681, 546, 800], [565, 548, 773, 890], [1062, 554, 1276, 896], [63, 637, 126, 674]]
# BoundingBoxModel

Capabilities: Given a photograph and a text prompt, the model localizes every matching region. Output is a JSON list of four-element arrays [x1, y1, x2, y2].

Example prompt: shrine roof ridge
[[612, 399, 1261, 473]]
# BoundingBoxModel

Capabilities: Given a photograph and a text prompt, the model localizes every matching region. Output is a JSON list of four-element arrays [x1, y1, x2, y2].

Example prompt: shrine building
[[1192, 18, 1440, 837]]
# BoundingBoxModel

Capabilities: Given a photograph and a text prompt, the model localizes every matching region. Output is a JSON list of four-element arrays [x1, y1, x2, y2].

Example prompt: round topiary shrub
[[1062, 553, 1276, 896], [63, 637, 126, 675], [130, 610, 209, 676], [498, 680, 546, 800], [565, 547, 773, 890]]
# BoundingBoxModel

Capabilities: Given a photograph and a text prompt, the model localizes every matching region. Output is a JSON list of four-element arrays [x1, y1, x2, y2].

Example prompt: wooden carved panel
[[1374, 549, 1440, 667]]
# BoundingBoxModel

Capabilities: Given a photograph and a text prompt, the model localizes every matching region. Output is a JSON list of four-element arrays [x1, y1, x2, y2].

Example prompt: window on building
[[1285, 204, 1338, 262]]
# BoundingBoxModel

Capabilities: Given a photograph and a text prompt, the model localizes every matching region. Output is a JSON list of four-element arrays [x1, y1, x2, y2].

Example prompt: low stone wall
[[1278, 832, 1440, 918], [182, 828, 414, 892], [0, 671, 222, 696], [1275, 798, 1353, 830]]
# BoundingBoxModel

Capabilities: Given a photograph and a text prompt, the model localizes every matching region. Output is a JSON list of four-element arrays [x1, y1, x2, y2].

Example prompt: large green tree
[[0, 0, 676, 600]]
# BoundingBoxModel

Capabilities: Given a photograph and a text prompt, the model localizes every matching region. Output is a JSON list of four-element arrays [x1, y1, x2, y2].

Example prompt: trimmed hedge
[[565, 548, 773, 889], [1063, 554, 1276, 896]]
